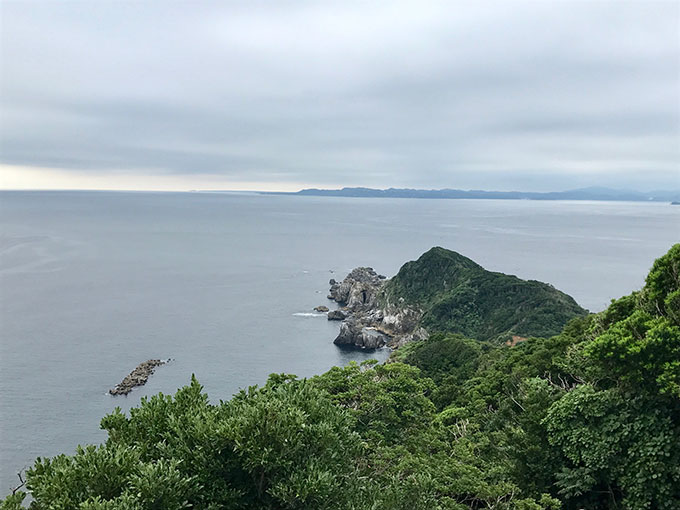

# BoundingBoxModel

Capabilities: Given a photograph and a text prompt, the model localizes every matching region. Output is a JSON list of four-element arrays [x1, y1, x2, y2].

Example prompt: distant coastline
[[3, 188, 680, 203], [261, 186, 680, 203]]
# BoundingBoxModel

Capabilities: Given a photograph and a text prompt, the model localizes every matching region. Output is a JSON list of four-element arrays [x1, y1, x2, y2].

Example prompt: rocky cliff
[[327, 267, 427, 349]]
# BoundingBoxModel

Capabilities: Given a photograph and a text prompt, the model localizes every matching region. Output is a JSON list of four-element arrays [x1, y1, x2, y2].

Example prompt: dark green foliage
[[0, 493, 26, 510], [640, 243, 680, 321], [585, 311, 680, 395], [583, 244, 680, 398], [223, 378, 363, 509], [311, 361, 557, 510], [26, 445, 145, 508], [392, 244, 680, 509], [15, 376, 365, 510], [4, 364, 556, 510], [383, 247, 483, 304], [4, 244, 678, 510], [384, 247, 587, 341], [310, 361, 436, 444], [398, 333, 483, 384], [395, 333, 483, 407], [545, 386, 680, 509], [533, 244, 680, 509]]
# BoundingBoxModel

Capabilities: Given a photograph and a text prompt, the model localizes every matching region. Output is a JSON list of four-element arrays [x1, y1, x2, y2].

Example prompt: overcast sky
[[1, 1, 679, 191]]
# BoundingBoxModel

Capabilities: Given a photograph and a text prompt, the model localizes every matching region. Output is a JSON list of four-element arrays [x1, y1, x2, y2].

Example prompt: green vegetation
[[3, 245, 679, 509], [383, 247, 588, 341]]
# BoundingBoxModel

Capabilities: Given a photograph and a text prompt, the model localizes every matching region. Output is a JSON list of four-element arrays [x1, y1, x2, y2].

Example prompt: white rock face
[[328, 267, 384, 311], [328, 268, 427, 349]]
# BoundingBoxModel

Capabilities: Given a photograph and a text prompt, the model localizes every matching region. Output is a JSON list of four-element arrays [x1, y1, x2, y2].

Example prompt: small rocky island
[[323, 247, 587, 349], [110, 359, 168, 396]]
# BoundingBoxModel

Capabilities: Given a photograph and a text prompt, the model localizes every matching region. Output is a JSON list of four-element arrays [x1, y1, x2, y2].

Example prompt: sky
[[1, 0, 679, 192]]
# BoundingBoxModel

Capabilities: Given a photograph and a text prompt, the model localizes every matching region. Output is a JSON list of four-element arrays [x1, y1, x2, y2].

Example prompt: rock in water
[[333, 319, 360, 346], [327, 309, 347, 321], [110, 359, 167, 396], [332, 319, 392, 349], [314, 305, 329, 312]]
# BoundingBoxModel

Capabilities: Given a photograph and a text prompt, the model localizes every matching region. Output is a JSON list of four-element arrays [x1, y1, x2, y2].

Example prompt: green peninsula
[[384, 247, 587, 341], [329, 247, 587, 348]]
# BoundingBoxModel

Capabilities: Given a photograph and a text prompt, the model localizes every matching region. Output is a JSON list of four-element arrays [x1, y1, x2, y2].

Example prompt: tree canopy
[[4, 244, 679, 509]]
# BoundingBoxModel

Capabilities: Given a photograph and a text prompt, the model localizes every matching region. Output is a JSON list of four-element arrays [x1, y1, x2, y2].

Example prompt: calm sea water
[[1, 191, 678, 489]]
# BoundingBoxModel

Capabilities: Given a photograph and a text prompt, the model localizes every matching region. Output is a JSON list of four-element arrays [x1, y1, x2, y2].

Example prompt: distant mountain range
[[263, 186, 680, 202]]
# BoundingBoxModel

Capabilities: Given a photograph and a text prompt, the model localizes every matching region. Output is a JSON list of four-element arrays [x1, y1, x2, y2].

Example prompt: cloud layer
[[1, 1, 678, 190]]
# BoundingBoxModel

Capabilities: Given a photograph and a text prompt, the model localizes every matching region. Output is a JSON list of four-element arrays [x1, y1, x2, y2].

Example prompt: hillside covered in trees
[[381, 247, 587, 341], [3, 245, 679, 510]]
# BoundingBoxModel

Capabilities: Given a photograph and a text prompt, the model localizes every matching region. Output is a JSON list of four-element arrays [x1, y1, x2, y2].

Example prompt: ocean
[[0, 191, 678, 490]]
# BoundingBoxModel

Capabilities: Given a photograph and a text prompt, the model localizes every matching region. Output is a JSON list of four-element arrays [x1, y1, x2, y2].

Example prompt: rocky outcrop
[[327, 269, 426, 349], [327, 309, 347, 321], [334, 319, 392, 349], [110, 359, 168, 396], [376, 304, 428, 348], [327, 268, 385, 311], [314, 305, 329, 312]]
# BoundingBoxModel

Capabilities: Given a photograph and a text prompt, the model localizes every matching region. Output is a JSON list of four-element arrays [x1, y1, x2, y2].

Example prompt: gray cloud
[[1, 0, 678, 190]]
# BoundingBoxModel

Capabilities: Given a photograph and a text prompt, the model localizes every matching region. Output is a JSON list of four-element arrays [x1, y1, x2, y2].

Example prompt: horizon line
[[2, 185, 679, 194]]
